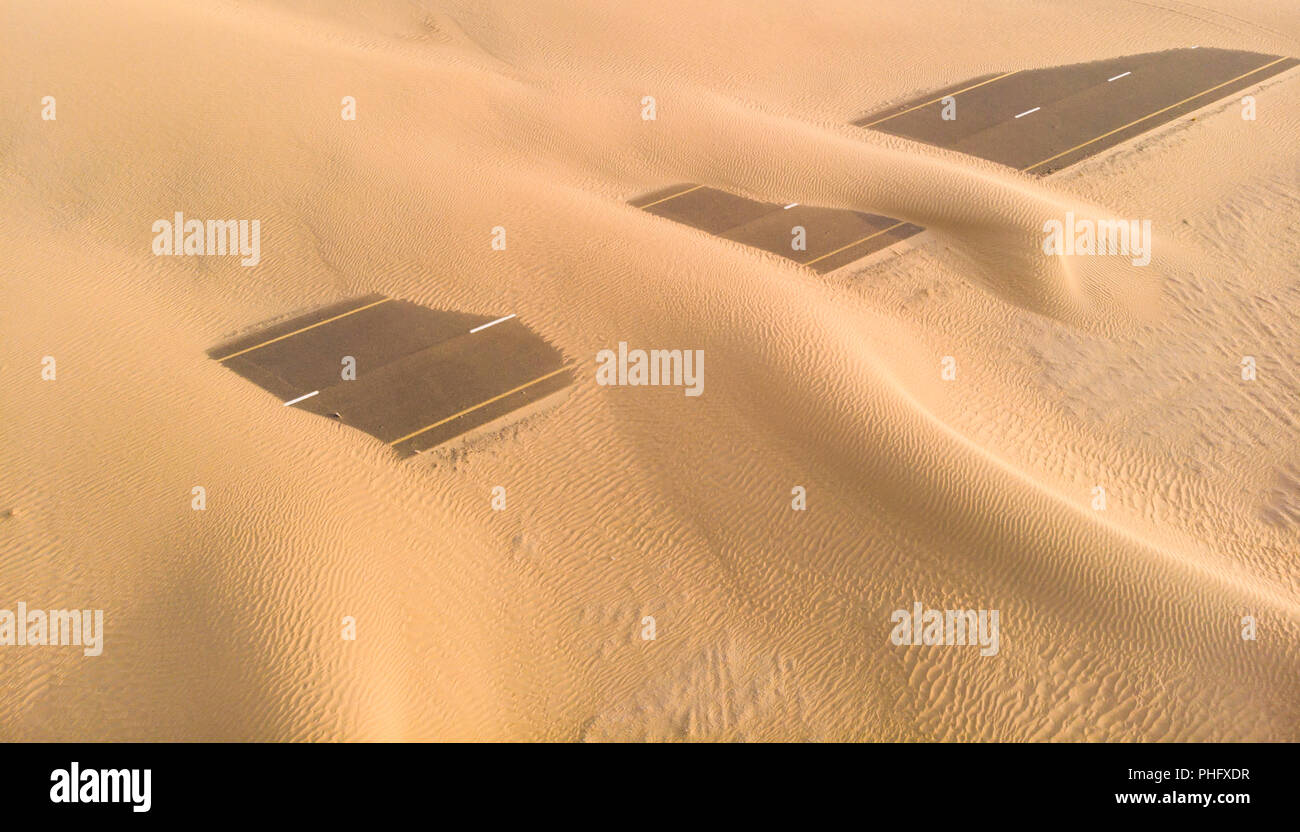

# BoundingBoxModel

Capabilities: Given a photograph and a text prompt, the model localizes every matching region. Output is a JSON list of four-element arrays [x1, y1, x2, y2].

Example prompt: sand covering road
[[1, 0, 1298, 740]]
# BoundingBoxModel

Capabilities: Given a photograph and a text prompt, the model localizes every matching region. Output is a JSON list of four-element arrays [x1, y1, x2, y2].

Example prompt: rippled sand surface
[[2, 0, 1298, 740]]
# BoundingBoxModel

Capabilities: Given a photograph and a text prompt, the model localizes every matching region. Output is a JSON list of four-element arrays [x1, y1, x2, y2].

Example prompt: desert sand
[[1, 0, 1298, 740]]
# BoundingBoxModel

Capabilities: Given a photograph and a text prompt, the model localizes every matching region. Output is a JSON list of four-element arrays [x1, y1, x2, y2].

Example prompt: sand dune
[[1, 0, 1298, 740]]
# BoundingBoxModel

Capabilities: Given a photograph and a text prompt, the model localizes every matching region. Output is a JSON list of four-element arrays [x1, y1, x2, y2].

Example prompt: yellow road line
[[638, 184, 704, 209], [858, 70, 1021, 129], [216, 297, 392, 362], [388, 363, 575, 447], [803, 221, 909, 267], [1022, 56, 1289, 172]]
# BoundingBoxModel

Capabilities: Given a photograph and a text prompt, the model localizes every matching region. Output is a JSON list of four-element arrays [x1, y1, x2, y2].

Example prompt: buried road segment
[[629, 185, 923, 273], [855, 47, 1299, 174], [633, 47, 1297, 272], [209, 294, 573, 457]]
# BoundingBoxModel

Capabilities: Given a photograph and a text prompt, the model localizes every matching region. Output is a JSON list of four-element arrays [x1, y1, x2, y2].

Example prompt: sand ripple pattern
[[1, 0, 1297, 740]]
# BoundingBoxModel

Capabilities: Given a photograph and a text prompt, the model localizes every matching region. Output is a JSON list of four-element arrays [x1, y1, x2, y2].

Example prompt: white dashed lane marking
[[283, 390, 319, 407], [469, 313, 516, 334]]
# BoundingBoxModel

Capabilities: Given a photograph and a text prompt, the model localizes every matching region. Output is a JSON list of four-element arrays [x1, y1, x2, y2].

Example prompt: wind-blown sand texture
[[2, 0, 1298, 740]]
